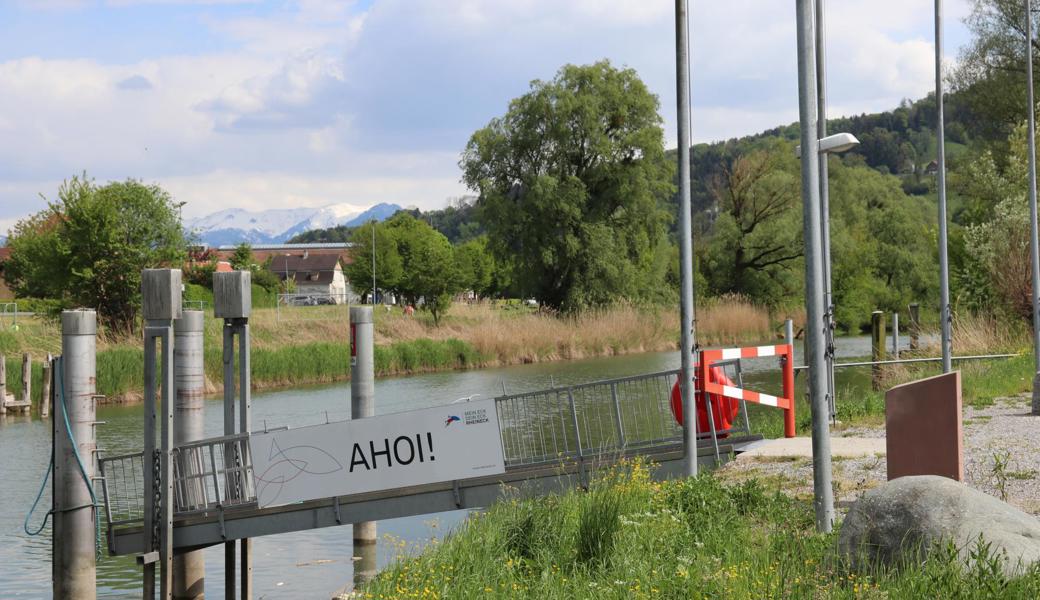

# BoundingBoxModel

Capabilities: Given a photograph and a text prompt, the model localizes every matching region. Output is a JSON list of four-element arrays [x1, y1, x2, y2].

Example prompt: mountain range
[[187, 202, 402, 246]]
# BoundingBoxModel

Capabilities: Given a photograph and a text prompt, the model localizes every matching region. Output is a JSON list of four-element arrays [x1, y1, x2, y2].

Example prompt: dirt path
[[717, 393, 1040, 515]]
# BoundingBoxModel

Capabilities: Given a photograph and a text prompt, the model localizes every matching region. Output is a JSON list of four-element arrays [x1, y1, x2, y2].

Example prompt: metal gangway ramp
[[99, 366, 763, 557]]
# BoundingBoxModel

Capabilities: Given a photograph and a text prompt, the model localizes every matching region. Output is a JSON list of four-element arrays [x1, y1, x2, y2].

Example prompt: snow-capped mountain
[[188, 202, 403, 246]]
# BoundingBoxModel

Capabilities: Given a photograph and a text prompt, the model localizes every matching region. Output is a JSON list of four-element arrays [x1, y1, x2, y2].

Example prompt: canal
[[1, 336, 889, 598]]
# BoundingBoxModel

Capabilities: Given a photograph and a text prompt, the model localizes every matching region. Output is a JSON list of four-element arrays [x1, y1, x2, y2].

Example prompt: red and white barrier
[[699, 343, 796, 438]]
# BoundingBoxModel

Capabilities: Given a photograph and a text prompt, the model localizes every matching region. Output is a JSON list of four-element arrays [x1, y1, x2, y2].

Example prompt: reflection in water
[[1, 338, 885, 598]]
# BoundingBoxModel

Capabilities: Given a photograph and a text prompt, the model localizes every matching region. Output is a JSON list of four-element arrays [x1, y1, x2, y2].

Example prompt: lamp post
[[372, 219, 377, 306], [935, 0, 954, 373], [1026, 0, 1040, 415]]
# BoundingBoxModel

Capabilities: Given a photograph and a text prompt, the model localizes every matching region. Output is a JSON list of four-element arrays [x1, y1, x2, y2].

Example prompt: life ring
[[670, 364, 741, 436]]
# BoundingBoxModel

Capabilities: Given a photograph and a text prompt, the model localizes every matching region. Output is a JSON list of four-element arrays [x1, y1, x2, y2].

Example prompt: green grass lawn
[[362, 460, 1040, 599]]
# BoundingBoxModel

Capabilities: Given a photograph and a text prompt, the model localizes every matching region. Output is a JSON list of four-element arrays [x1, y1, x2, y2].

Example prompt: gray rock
[[838, 475, 1040, 576]]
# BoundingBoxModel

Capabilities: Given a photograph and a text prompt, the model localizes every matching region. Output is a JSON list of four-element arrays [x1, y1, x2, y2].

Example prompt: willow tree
[[461, 60, 674, 312]]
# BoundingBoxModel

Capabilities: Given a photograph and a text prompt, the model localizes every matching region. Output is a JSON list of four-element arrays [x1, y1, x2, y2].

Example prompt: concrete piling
[[350, 306, 377, 586], [892, 312, 900, 360], [54, 309, 97, 600], [909, 303, 920, 351], [173, 311, 206, 600]]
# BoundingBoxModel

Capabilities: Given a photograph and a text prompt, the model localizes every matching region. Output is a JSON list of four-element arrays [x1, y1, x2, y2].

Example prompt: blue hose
[[23, 358, 102, 558]]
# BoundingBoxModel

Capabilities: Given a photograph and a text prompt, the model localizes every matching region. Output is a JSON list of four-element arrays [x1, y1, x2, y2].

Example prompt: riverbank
[[359, 459, 1040, 599], [0, 298, 792, 406]]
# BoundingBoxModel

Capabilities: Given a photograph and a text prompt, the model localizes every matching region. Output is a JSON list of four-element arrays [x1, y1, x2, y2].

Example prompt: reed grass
[[363, 461, 1040, 599]]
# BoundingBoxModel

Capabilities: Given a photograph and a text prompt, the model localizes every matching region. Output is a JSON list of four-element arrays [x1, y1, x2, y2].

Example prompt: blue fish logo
[[445, 415, 461, 427]]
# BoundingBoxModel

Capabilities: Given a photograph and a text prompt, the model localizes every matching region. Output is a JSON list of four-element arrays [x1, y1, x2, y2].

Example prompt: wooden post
[[908, 303, 920, 351], [871, 311, 886, 391], [41, 355, 51, 417], [21, 353, 31, 413], [0, 355, 6, 415]]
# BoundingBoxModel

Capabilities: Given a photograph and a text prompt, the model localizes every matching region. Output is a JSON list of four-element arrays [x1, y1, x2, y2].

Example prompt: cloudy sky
[[0, 0, 972, 234]]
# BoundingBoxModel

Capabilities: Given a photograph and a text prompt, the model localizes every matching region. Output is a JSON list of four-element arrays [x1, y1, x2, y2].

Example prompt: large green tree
[[346, 221, 404, 302], [383, 213, 460, 324], [699, 142, 803, 303], [461, 60, 674, 312], [3, 175, 187, 332]]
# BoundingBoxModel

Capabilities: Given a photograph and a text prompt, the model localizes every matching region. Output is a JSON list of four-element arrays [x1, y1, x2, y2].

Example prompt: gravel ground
[[717, 393, 1040, 516]]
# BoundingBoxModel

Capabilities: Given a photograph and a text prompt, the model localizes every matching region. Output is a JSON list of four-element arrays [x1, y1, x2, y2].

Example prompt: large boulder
[[838, 475, 1040, 576]]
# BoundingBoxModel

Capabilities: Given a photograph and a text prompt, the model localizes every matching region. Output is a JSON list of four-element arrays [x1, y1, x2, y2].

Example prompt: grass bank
[[0, 298, 790, 406], [363, 460, 1040, 599]]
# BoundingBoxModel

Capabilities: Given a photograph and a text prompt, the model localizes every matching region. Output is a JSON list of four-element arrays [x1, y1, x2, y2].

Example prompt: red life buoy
[[670, 364, 741, 436]]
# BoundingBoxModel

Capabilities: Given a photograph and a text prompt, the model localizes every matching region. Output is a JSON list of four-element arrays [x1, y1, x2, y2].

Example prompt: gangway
[[99, 366, 769, 557]]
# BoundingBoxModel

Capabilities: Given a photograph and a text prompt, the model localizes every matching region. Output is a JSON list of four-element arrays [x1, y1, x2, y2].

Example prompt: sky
[[0, 0, 973, 234]]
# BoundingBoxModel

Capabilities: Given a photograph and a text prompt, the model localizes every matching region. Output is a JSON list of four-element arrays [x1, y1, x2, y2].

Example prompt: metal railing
[[99, 433, 257, 532], [172, 433, 256, 514], [493, 361, 746, 468]]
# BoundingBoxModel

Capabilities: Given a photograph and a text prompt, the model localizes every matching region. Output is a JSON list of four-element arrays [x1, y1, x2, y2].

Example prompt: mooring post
[[0, 354, 6, 415], [41, 354, 52, 417], [892, 312, 900, 360], [54, 309, 97, 600], [908, 303, 920, 350], [142, 269, 181, 600], [214, 270, 252, 600], [21, 353, 31, 412], [173, 311, 206, 600], [871, 311, 886, 391], [350, 306, 377, 587]]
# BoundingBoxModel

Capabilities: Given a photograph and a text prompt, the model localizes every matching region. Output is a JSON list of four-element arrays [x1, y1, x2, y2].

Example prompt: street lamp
[[794, 132, 860, 157]]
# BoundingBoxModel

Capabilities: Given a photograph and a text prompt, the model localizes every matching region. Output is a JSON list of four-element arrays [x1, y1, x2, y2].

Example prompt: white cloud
[[0, 0, 975, 228]]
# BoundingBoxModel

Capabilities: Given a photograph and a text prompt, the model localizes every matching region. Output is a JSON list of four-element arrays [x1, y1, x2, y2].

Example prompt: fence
[[275, 293, 353, 322], [98, 433, 256, 534]]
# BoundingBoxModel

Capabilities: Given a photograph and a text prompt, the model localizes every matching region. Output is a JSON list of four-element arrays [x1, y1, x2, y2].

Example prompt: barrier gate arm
[[699, 344, 796, 438]]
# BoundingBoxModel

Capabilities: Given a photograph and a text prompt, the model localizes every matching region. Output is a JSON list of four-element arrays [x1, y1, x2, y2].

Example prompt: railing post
[[41, 354, 51, 418], [350, 306, 377, 587], [214, 270, 252, 600], [609, 383, 625, 446], [871, 310, 886, 391], [142, 269, 181, 600], [173, 311, 205, 600], [908, 303, 920, 350], [54, 310, 97, 600]]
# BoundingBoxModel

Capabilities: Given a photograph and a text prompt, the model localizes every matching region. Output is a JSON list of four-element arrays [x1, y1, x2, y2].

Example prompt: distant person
[[404, 305, 415, 316]]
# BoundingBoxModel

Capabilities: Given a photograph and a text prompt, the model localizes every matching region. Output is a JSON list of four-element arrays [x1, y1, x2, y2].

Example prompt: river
[[1, 335, 893, 598]]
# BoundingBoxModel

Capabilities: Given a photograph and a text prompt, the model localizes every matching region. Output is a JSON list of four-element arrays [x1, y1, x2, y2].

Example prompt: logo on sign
[[463, 408, 489, 425], [444, 415, 461, 427]]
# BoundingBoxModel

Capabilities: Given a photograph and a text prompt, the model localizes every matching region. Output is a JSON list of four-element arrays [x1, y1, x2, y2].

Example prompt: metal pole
[[173, 311, 205, 600], [350, 306, 377, 586], [1026, 0, 1040, 415], [372, 220, 377, 305], [214, 270, 252, 600], [936, 0, 953, 373], [675, 0, 698, 478], [795, 0, 834, 532], [238, 321, 252, 599], [54, 309, 97, 600], [41, 354, 51, 418], [815, 0, 837, 422]]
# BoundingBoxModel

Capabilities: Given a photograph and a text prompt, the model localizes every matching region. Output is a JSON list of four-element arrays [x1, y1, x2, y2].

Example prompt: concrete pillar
[[173, 311, 206, 599], [892, 312, 900, 360], [54, 309, 97, 600], [349, 306, 376, 586]]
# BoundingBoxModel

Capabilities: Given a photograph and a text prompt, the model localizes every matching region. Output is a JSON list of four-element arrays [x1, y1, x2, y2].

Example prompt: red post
[[782, 344, 796, 438]]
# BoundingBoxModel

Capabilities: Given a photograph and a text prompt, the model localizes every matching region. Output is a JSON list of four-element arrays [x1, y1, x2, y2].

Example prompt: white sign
[[249, 399, 506, 508]]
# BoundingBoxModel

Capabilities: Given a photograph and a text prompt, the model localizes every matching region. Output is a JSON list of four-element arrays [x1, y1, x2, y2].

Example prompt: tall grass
[[363, 461, 1040, 599]]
